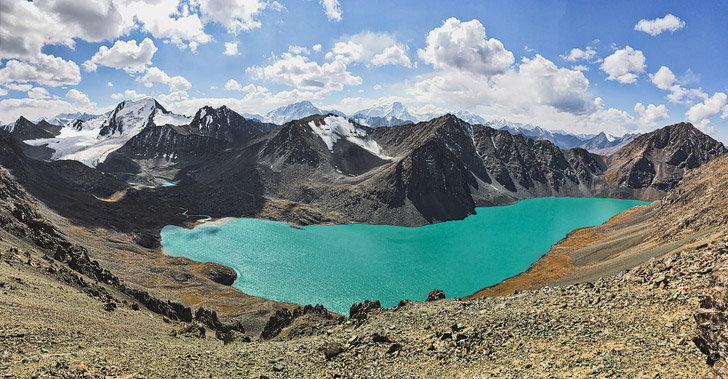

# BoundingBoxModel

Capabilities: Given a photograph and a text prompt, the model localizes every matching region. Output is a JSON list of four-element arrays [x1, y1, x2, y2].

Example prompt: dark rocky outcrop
[[349, 300, 381, 320], [427, 289, 446, 302], [260, 308, 296, 340], [260, 304, 336, 340], [322, 342, 344, 360], [187, 105, 276, 144]]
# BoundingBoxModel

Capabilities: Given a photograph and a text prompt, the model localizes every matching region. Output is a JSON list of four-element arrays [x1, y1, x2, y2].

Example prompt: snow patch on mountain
[[155, 112, 191, 127], [2, 121, 17, 133], [24, 114, 117, 167], [309, 116, 387, 158]]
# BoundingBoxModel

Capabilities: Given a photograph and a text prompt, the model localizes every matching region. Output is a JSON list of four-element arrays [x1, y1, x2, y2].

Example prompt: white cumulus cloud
[[289, 45, 310, 55], [139, 67, 192, 92], [66, 89, 97, 108], [649, 66, 677, 90], [197, 0, 268, 33], [634, 102, 668, 126], [224, 42, 240, 56], [328, 31, 411, 67], [224, 79, 244, 91], [0, 54, 81, 87], [27, 87, 50, 100], [248, 53, 361, 92], [412, 54, 595, 116], [83, 38, 158, 73], [0, 98, 87, 123], [129, 1, 211, 50], [418, 18, 514, 76], [0, 0, 135, 60], [635, 14, 686, 36], [4, 83, 33, 92], [372, 44, 412, 67], [686, 92, 727, 132], [320, 0, 342, 22], [600, 46, 646, 84], [560, 46, 598, 62], [111, 89, 148, 100]]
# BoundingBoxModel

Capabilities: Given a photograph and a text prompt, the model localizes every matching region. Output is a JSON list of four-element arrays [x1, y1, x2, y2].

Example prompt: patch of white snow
[[308, 116, 389, 158]]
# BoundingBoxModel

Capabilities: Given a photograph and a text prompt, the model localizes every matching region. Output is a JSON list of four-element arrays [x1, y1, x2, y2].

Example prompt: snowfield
[[308, 116, 388, 158]]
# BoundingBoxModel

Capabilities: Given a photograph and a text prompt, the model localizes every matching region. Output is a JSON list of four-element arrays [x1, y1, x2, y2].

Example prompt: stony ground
[[2, 228, 724, 378]]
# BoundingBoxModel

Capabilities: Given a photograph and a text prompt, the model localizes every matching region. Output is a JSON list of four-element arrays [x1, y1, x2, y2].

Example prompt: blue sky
[[1, 0, 726, 141]]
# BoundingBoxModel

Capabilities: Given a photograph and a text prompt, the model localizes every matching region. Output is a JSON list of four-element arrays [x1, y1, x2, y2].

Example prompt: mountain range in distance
[[2, 96, 724, 228], [1, 98, 644, 158]]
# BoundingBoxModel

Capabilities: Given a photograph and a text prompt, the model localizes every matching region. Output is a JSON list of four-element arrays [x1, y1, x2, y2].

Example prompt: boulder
[[200, 262, 237, 286], [426, 289, 446, 302], [322, 342, 344, 360]]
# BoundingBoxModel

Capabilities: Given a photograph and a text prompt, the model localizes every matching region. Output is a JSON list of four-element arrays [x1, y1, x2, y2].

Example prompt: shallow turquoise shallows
[[161, 197, 647, 315]]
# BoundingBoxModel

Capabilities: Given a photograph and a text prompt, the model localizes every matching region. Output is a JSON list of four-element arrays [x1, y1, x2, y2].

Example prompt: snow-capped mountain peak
[[264, 101, 345, 124], [20, 98, 189, 167], [98, 98, 189, 137], [353, 102, 418, 123], [35, 112, 100, 127], [265, 101, 322, 124], [453, 111, 487, 125]]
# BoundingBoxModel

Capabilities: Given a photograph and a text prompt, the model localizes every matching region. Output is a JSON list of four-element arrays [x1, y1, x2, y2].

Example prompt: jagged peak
[[430, 113, 467, 125], [192, 105, 242, 121], [613, 121, 726, 159], [15, 116, 31, 124]]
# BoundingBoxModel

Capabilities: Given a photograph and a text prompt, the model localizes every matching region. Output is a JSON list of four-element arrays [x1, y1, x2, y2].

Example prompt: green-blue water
[[162, 181, 176, 187], [161, 197, 647, 315]]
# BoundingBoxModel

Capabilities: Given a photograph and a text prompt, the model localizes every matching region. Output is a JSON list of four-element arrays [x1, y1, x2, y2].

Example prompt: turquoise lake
[[161, 197, 648, 315]]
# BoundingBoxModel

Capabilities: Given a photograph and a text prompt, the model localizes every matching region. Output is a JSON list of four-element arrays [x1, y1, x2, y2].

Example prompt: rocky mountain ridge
[[5, 102, 720, 226], [0, 116, 62, 140], [107, 111, 721, 226]]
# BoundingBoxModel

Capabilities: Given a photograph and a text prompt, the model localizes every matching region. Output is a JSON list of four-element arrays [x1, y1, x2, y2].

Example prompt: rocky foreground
[[1, 229, 725, 378]]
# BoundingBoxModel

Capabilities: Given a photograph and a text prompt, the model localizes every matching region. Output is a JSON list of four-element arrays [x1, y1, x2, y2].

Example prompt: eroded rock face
[[117, 124, 226, 162]]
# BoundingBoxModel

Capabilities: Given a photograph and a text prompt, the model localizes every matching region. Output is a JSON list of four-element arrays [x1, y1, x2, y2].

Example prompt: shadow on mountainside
[[0, 135, 266, 240]]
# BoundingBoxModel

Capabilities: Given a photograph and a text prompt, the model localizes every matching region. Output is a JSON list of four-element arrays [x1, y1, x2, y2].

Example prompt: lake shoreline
[[468, 203, 660, 298], [162, 197, 648, 314]]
